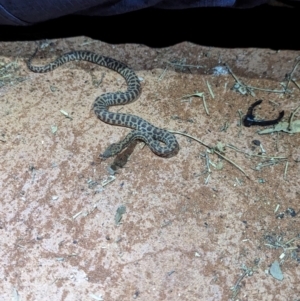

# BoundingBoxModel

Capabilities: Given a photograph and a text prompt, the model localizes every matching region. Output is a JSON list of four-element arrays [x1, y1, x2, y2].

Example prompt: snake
[[27, 49, 179, 158]]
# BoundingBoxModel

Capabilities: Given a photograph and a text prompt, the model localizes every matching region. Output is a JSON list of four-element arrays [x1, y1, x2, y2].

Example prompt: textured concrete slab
[[0, 37, 300, 300]]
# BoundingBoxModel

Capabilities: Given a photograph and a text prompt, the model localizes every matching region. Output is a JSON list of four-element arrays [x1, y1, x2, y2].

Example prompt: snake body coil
[[27, 50, 179, 158]]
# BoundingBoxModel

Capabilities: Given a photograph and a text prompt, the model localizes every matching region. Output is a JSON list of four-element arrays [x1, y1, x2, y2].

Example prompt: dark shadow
[[106, 140, 139, 172], [0, 5, 300, 49]]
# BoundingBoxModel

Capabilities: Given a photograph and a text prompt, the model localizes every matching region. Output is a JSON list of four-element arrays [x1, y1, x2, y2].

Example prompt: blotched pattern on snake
[[27, 49, 179, 158]]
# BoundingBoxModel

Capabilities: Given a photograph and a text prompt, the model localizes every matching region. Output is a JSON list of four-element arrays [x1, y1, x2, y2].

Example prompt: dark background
[[0, 5, 299, 49]]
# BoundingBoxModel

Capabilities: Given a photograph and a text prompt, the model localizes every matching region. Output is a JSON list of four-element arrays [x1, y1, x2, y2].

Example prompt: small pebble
[[115, 205, 126, 225], [286, 207, 296, 217], [252, 140, 261, 146], [270, 260, 284, 281], [212, 66, 229, 75], [276, 213, 284, 219]]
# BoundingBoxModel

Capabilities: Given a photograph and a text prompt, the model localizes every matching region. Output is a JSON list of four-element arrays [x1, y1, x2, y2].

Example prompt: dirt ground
[[0, 37, 300, 301]]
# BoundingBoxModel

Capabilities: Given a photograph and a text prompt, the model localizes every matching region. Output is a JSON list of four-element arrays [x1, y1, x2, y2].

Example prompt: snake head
[[100, 143, 123, 159]]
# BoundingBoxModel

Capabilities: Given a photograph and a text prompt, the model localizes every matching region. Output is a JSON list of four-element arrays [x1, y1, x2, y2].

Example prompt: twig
[[226, 63, 287, 95], [226, 144, 287, 160], [283, 161, 289, 180], [165, 60, 203, 69], [288, 103, 300, 131], [158, 66, 168, 81], [206, 80, 215, 99], [205, 174, 211, 184], [237, 109, 244, 137], [225, 63, 242, 85], [80, 40, 97, 46], [284, 56, 300, 93], [246, 85, 286, 94], [231, 265, 254, 300], [254, 158, 287, 171], [291, 78, 300, 90], [202, 94, 210, 115], [265, 236, 299, 252], [285, 237, 297, 245], [274, 204, 280, 213], [237, 110, 243, 126], [205, 152, 211, 173], [275, 132, 279, 152], [169, 130, 210, 148], [169, 130, 249, 178], [181, 91, 209, 115], [214, 149, 249, 178]]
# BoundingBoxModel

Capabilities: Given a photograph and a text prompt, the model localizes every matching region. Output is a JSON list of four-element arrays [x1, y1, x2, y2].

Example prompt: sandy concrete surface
[[0, 37, 300, 300]]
